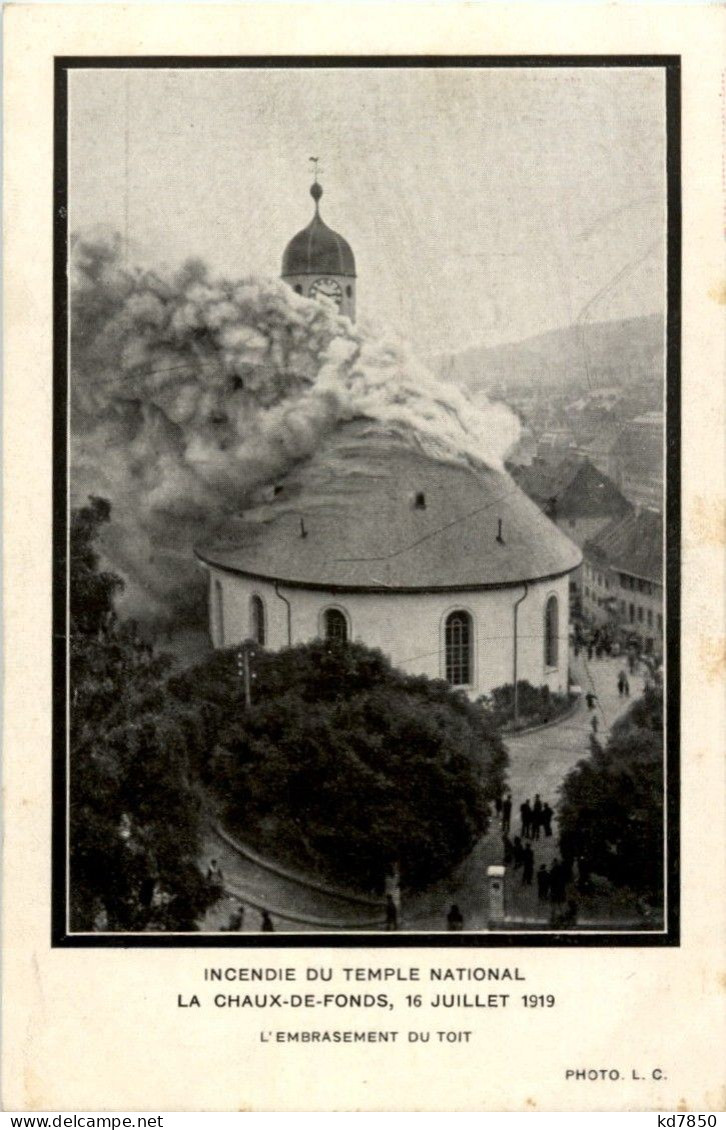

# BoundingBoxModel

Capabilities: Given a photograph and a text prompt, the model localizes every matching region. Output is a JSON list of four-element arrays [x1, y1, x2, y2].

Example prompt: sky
[[70, 65, 667, 356]]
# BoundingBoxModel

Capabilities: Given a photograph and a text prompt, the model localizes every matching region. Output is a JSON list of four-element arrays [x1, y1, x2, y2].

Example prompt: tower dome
[[282, 181, 356, 320]]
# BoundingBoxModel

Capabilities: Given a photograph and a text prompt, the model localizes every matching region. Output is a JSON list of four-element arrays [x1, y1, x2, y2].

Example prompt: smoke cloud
[[71, 229, 519, 627]]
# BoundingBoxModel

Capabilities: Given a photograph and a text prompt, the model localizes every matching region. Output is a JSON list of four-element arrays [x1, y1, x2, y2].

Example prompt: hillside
[[434, 313, 664, 392]]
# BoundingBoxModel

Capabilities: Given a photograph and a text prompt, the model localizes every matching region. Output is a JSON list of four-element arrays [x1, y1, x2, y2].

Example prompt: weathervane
[[309, 156, 322, 182]]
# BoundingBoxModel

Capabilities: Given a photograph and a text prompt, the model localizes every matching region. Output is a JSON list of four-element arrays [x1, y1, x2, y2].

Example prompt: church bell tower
[[281, 169, 356, 321]]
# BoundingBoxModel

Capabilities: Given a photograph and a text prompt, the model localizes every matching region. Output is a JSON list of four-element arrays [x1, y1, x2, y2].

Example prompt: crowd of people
[[494, 790, 579, 921], [496, 791, 553, 841], [574, 623, 662, 688]]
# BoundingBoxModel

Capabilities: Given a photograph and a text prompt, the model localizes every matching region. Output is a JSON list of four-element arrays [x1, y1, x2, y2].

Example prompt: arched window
[[445, 611, 472, 686], [323, 607, 348, 643], [250, 595, 266, 646], [214, 579, 224, 647], [544, 595, 558, 668]]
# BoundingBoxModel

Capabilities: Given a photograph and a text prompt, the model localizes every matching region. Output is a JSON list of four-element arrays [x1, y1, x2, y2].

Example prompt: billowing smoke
[[71, 229, 519, 628]]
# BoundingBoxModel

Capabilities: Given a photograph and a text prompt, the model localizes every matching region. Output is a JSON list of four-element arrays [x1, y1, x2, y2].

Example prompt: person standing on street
[[532, 794, 543, 840], [225, 901, 245, 932], [542, 802, 553, 838], [549, 859, 566, 905], [502, 792, 512, 834], [206, 858, 223, 883], [520, 799, 532, 840], [446, 904, 464, 931], [522, 843, 534, 885], [385, 894, 399, 931]]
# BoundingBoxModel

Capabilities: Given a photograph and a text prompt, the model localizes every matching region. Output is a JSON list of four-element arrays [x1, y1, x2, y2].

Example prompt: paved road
[[198, 650, 646, 933], [506, 652, 646, 811], [392, 651, 646, 931], [199, 826, 385, 933]]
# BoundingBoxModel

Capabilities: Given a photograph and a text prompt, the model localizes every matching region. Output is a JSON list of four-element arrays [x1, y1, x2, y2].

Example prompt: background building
[[509, 456, 631, 550], [583, 508, 663, 654]]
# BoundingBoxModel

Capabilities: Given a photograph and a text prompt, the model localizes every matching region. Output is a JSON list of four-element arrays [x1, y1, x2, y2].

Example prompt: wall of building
[[202, 565, 571, 698], [581, 559, 663, 654], [581, 559, 619, 627]]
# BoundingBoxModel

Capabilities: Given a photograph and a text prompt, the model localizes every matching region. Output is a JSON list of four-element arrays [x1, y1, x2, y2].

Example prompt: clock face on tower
[[309, 277, 343, 307]]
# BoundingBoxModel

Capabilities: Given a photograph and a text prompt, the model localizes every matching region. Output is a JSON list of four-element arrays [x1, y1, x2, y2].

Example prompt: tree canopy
[[69, 498, 218, 931], [170, 639, 508, 892], [557, 686, 664, 902]]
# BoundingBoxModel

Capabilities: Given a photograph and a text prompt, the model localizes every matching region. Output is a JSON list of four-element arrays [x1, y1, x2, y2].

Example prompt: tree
[[557, 686, 664, 903], [69, 498, 218, 931], [170, 639, 508, 892], [480, 680, 571, 730]]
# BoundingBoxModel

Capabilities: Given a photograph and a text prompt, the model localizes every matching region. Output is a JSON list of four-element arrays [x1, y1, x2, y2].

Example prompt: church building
[[196, 181, 582, 698]]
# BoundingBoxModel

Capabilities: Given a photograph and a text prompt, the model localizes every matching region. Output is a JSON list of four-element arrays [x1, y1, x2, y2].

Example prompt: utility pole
[[236, 639, 255, 708], [512, 581, 529, 730]]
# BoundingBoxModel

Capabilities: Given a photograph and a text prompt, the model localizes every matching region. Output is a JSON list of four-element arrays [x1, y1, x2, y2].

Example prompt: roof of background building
[[197, 428, 582, 593], [509, 457, 631, 519], [585, 508, 663, 584]]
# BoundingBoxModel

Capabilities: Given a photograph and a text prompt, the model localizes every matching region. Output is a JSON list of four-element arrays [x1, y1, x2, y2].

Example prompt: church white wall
[[203, 566, 571, 698]]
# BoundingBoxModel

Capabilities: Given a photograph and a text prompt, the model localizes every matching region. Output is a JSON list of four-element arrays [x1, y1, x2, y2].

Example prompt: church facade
[[197, 181, 582, 699], [202, 559, 573, 698]]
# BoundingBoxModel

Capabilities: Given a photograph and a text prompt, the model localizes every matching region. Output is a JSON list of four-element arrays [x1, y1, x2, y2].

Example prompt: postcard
[[3, 3, 724, 1112]]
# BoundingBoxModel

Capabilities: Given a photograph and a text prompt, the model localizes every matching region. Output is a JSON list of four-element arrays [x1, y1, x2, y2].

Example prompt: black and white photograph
[[58, 59, 677, 943]]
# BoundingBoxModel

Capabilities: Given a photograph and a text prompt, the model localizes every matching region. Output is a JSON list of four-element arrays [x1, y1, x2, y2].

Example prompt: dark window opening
[[544, 595, 559, 668], [294, 284, 303, 294], [324, 608, 348, 643], [445, 611, 472, 686], [250, 595, 266, 646]]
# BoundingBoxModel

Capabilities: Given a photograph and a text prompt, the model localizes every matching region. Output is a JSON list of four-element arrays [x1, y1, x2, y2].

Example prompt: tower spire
[[309, 156, 323, 211], [281, 164, 356, 320]]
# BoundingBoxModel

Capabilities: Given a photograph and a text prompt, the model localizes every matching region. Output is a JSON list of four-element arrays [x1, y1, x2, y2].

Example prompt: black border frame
[[53, 54, 681, 948]]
